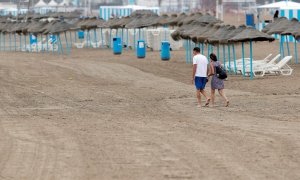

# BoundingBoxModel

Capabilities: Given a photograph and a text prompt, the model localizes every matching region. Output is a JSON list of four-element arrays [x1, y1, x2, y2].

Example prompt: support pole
[[294, 37, 298, 64], [217, 44, 220, 61], [36, 35, 39, 53], [64, 32, 70, 55], [9, 33, 12, 51], [185, 40, 188, 64], [189, 39, 192, 63], [133, 29, 136, 50], [101, 28, 104, 48], [69, 31, 72, 48], [121, 28, 124, 47], [138, 28, 141, 40], [250, 41, 253, 80], [14, 33, 16, 51], [94, 29, 97, 47], [109, 29, 112, 48], [232, 44, 237, 74], [286, 35, 290, 56], [222, 44, 226, 71], [0, 33, 2, 51], [281, 35, 285, 58], [24, 34, 27, 52], [242, 42, 245, 77], [126, 28, 129, 51], [227, 44, 231, 73], [207, 44, 210, 57], [41, 34, 44, 53], [4, 33, 6, 51], [19, 33, 22, 51], [46, 35, 49, 53]]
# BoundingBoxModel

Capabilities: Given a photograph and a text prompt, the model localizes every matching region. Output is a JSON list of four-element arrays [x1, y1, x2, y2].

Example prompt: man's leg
[[196, 90, 201, 107], [200, 90, 210, 102]]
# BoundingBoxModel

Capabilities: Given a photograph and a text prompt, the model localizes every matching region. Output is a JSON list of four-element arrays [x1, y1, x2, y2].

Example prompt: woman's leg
[[211, 89, 215, 107], [218, 89, 229, 106]]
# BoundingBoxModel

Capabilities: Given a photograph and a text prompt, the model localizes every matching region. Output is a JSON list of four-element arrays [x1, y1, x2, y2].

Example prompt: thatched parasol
[[217, 25, 245, 44], [193, 14, 222, 24], [262, 17, 286, 33], [156, 14, 169, 26], [229, 26, 275, 43], [265, 17, 291, 35], [166, 14, 178, 26], [27, 21, 49, 34], [281, 19, 299, 35], [178, 12, 203, 26], [196, 24, 222, 43], [130, 10, 157, 17], [170, 13, 187, 26], [44, 21, 76, 34], [207, 25, 235, 45]]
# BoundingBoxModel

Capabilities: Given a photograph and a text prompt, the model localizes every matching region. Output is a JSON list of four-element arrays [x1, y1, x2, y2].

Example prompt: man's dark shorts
[[194, 76, 207, 90]]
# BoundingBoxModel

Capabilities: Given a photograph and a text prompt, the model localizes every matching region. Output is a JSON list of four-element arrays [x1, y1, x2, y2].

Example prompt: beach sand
[[0, 41, 299, 179]]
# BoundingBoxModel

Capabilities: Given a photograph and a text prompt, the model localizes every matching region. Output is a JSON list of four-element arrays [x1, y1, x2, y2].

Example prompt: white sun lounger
[[74, 42, 85, 48], [236, 54, 281, 73], [226, 54, 273, 71], [244, 56, 293, 77]]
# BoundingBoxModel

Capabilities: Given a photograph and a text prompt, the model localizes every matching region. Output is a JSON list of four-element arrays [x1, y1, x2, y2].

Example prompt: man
[[192, 47, 210, 108]]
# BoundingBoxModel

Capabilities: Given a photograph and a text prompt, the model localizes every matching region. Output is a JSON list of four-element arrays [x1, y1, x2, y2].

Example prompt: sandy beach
[[0, 41, 299, 179]]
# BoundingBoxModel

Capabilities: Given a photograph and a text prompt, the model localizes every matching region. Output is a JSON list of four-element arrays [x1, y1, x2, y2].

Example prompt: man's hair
[[193, 47, 201, 53]]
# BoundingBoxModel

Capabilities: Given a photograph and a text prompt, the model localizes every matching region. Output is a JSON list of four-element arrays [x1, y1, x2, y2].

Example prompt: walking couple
[[192, 47, 229, 108]]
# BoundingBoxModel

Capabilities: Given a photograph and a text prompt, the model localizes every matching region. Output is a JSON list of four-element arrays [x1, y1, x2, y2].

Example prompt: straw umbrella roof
[[178, 12, 203, 26], [219, 25, 246, 44], [156, 14, 169, 26], [280, 19, 299, 35], [83, 18, 98, 29], [110, 16, 133, 28], [171, 21, 199, 40], [207, 25, 235, 45], [130, 10, 157, 17], [27, 21, 48, 34], [0, 22, 16, 33], [180, 23, 207, 40], [294, 32, 300, 41], [193, 14, 222, 24], [267, 17, 295, 35], [44, 21, 76, 34], [196, 24, 222, 43], [262, 17, 287, 33], [166, 14, 178, 26], [10, 21, 29, 34], [170, 13, 187, 26], [103, 17, 121, 28], [229, 26, 275, 43], [125, 14, 156, 29]]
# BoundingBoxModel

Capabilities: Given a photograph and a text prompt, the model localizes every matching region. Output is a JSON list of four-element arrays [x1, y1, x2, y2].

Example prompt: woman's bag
[[215, 65, 227, 79]]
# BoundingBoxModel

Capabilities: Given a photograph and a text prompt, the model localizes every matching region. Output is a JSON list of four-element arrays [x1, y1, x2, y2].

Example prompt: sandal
[[225, 101, 229, 107], [205, 99, 211, 107]]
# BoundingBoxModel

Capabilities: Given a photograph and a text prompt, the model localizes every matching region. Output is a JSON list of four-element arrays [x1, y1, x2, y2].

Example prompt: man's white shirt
[[193, 54, 208, 77]]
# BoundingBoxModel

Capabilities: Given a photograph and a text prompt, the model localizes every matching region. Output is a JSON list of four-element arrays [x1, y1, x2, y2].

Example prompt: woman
[[208, 53, 229, 107]]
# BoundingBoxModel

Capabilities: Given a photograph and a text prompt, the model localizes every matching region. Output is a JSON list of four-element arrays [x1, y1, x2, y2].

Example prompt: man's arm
[[192, 64, 197, 84]]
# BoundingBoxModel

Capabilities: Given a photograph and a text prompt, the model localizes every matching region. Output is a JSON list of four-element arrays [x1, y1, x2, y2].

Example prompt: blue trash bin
[[246, 14, 255, 28], [161, 41, 170, 61], [137, 40, 146, 58], [30, 34, 37, 45], [78, 31, 84, 39], [113, 37, 122, 55]]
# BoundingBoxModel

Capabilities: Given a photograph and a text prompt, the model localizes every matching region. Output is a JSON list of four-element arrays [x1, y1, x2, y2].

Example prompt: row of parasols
[[0, 11, 299, 79]]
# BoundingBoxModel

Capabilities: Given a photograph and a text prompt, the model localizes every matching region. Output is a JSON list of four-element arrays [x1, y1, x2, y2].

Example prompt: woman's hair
[[210, 53, 218, 62]]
